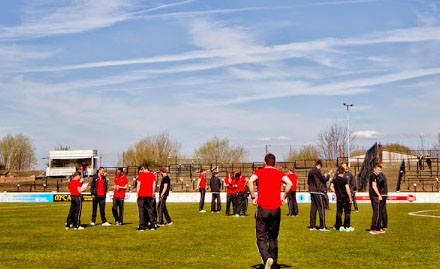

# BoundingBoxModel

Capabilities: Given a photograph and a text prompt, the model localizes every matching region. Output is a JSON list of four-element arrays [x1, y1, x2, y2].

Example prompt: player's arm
[[345, 184, 352, 203], [136, 181, 141, 194], [153, 180, 157, 195], [372, 181, 382, 200], [330, 182, 335, 193], [161, 183, 168, 198], [248, 174, 258, 205], [77, 186, 83, 193], [119, 177, 128, 190], [281, 175, 293, 203]]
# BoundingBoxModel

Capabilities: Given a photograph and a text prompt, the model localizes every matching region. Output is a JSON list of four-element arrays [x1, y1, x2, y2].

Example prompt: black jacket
[[210, 176, 221, 192], [307, 166, 329, 193], [90, 175, 108, 196], [346, 171, 357, 192]]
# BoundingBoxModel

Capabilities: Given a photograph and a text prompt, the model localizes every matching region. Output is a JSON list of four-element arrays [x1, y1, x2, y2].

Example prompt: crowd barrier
[[1, 192, 439, 203]]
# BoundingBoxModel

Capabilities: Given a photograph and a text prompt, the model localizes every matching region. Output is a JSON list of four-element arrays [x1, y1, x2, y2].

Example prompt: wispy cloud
[[353, 130, 382, 139]]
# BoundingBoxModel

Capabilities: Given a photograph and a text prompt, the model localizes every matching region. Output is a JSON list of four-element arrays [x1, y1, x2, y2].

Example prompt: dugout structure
[[358, 143, 378, 191]]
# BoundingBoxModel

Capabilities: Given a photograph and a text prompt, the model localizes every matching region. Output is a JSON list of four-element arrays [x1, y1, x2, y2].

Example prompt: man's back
[[254, 166, 285, 210]]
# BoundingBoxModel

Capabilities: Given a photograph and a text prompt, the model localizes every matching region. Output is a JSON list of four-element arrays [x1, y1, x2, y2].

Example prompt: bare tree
[[287, 145, 320, 161], [54, 145, 71, 150], [0, 134, 37, 170], [317, 123, 356, 160], [418, 133, 426, 154], [122, 131, 181, 167], [194, 137, 246, 164]]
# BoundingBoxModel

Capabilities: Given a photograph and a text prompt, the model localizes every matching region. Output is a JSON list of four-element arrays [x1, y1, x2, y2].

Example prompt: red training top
[[254, 166, 285, 210], [288, 173, 298, 191], [114, 175, 128, 198], [198, 174, 206, 189], [238, 176, 246, 192], [69, 179, 81, 196], [138, 171, 156, 197], [97, 176, 105, 196], [225, 177, 238, 194]]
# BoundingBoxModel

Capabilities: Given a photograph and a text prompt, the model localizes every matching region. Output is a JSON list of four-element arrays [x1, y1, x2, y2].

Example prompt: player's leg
[[255, 207, 270, 266], [344, 201, 351, 229], [309, 194, 317, 228], [98, 197, 107, 223], [268, 207, 281, 268], [112, 198, 118, 223], [292, 191, 298, 216], [335, 201, 343, 230]]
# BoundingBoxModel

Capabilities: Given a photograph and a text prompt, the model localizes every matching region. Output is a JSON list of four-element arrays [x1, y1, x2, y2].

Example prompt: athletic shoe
[[136, 227, 145, 232], [339, 227, 345, 232], [74, 226, 84, 230], [293, 215, 299, 217], [157, 223, 165, 227], [211, 211, 215, 213], [115, 221, 119, 225], [369, 230, 379, 235], [70, 224, 73, 228], [346, 227, 355, 232], [167, 222, 173, 226], [232, 214, 240, 217], [102, 222, 111, 226], [319, 227, 331, 232], [65, 226, 69, 230], [199, 210, 206, 213], [150, 227, 156, 231], [216, 211, 221, 214], [225, 213, 230, 216], [382, 227, 387, 231], [265, 258, 273, 269], [89, 222, 95, 226], [379, 229, 386, 234], [354, 210, 359, 212], [307, 226, 316, 231]]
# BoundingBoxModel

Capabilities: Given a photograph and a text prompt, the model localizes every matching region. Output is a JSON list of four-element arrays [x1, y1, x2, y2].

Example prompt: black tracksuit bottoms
[[91, 196, 107, 223], [66, 195, 82, 228], [112, 197, 124, 223], [335, 199, 351, 229], [370, 196, 381, 231], [380, 196, 387, 229], [226, 193, 237, 215], [158, 196, 172, 224], [287, 191, 298, 216], [255, 206, 281, 268], [137, 196, 157, 228], [310, 193, 326, 228], [211, 193, 221, 212], [199, 188, 206, 211]]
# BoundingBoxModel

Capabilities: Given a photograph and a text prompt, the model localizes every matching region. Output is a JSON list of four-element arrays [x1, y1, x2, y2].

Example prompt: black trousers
[[380, 197, 387, 229], [211, 193, 221, 212], [91, 196, 107, 223], [66, 195, 82, 228], [137, 196, 157, 228], [287, 191, 298, 216], [323, 192, 330, 210], [226, 193, 237, 215], [255, 206, 281, 268], [310, 193, 326, 228], [370, 196, 381, 231], [335, 200, 351, 229], [237, 192, 247, 215], [199, 188, 206, 211], [243, 192, 249, 215], [352, 192, 358, 211], [158, 196, 172, 224], [153, 196, 157, 219], [112, 197, 124, 223]]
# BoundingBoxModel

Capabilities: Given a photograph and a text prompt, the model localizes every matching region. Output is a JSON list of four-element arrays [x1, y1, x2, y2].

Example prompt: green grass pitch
[[0, 202, 439, 268]]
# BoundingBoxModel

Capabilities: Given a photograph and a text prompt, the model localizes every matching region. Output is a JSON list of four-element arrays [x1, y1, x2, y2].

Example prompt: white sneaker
[[265, 258, 273, 269], [232, 214, 240, 217], [102, 222, 111, 226], [65, 227, 69, 230], [167, 222, 173, 226], [319, 227, 331, 232], [76, 226, 84, 230], [90, 222, 95, 226]]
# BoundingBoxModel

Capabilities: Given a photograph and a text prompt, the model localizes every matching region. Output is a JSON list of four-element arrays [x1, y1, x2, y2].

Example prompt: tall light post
[[265, 144, 271, 155], [343, 103, 353, 167]]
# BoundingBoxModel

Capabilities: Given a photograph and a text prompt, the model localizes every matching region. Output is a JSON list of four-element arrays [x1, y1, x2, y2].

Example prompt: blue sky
[[0, 0, 439, 167]]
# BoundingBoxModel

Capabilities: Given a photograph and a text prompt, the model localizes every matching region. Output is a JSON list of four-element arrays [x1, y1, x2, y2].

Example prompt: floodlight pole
[[343, 103, 354, 167]]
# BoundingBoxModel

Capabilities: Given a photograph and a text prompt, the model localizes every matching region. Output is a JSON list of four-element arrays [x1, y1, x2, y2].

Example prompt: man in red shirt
[[225, 172, 238, 216], [248, 153, 292, 269], [90, 167, 110, 226], [66, 172, 85, 230], [287, 167, 298, 216], [196, 169, 207, 213], [112, 167, 128, 225], [236, 172, 248, 216], [136, 164, 157, 231]]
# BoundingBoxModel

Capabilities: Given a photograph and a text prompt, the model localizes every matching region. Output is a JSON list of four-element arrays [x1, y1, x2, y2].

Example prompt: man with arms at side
[[225, 172, 238, 216], [158, 168, 173, 226], [112, 168, 128, 225], [196, 169, 207, 213], [378, 171, 388, 231], [369, 163, 384, 235], [90, 167, 111, 226], [248, 153, 293, 269], [307, 160, 332, 231], [287, 167, 298, 216], [66, 172, 85, 230], [236, 171, 248, 216], [341, 162, 358, 212], [330, 166, 353, 232], [210, 171, 222, 213]]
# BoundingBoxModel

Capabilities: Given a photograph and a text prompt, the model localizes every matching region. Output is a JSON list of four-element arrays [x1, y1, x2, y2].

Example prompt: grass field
[[1, 202, 440, 268]]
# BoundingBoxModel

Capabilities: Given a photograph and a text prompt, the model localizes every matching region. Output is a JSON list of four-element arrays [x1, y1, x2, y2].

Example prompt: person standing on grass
[[157, 168, 173, 226], [341, 162, 358, 212], [287, 167, 298, 216], [210, 171, 222, 213], [236, 171, 248, 216], [225, 172, 238, 216], [248, 153, 292, 269], [90, 167, 111, 226], [307, 160, 332, 231], [369, 163, 385, 235], [330, 166, 353, 232], [136, 164, 158, 231], [66, 172, 84, 230], [112, 168, 128, 225], [378, 171, 388, 231], [196, 169, 207, 213]]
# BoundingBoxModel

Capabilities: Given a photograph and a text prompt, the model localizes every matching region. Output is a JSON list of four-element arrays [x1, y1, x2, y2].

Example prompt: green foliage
[[0, 133, 36, 170], [383, 143, 411, 154], [194, 137, 246, 163], [0, 203, 439, 268]]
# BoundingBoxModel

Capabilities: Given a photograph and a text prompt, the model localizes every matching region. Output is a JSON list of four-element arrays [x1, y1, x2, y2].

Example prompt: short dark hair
[[200, 169, 205, 173], [73, 171, 81, 177], [264, 153, 276, 166], [374, 163, 382, 169], [337, 166, 345, 175], [142, 163, 149, 170], [117, 167, 123, 173], [315, 160, 323, 167], [99, 167, 104, 171], [288, 166, 295, 172], [160, 167, 167, 173], [138, 166, 142, 172]]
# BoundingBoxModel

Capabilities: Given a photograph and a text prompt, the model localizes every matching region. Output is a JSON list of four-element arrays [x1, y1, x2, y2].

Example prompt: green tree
[[0, 134, 37, 170], [122, 131, 181, 167], [194, 137, 246, 164], [383, 143, 411, 154]]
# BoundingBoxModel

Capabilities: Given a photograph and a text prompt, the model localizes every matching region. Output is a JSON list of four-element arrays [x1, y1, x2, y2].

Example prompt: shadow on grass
[[251, 264, 292, 269]]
